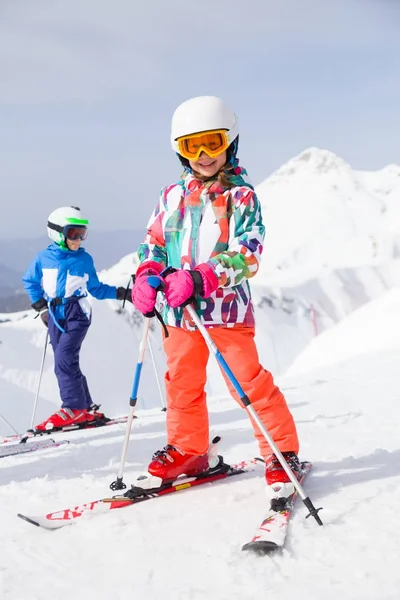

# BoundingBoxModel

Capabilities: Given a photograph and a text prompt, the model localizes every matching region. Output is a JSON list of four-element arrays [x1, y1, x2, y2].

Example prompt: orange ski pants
[[163, 325, 299, 459]]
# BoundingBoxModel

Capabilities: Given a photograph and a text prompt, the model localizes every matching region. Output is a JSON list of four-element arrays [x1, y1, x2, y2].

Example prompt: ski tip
[[17, 513, 40, 527], [242, 540, 280, 555]]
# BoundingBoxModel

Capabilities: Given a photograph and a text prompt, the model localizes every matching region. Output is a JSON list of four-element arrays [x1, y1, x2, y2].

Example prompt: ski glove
[[116, 286, 133, 303], [131, 261, 164, 316], [31, 298, 48, 312], [164, 264, 219, 308], [31, 298, 49, 328]]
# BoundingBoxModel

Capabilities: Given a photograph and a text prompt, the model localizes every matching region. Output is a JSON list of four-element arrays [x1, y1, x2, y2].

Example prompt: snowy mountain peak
[[272, 147, 350, 180], [380, 163, 400, 176], [255, 146, 398, 277]]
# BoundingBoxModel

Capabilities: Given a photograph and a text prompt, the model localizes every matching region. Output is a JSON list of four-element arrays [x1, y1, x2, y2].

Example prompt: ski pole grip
[[147, 276, 165, 292]]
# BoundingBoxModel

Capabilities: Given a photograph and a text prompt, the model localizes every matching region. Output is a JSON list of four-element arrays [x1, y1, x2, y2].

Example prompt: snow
[[286, 287, 400, 375], [1, 290, 400, 599], [1, 147, 400, 599]]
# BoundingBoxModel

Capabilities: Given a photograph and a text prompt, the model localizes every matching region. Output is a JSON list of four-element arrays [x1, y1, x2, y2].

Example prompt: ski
[[17, 457, 263, 530], [0, 415, 129, 445], [0, 439, 70, 459], [242, 461, 312, 554]]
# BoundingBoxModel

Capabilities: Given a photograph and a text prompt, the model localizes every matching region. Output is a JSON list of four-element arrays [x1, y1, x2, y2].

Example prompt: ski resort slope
[[1, 289, 400, 600]]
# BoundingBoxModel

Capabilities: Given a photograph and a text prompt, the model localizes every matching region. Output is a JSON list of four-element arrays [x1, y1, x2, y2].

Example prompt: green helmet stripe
[[65, 217, 89, 225]]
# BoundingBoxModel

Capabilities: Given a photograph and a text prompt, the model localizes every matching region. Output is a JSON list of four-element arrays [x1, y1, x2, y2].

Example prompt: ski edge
[[0, 439, 70, 459], [241, 540, 278, 554], [17, 513, 40, 527]]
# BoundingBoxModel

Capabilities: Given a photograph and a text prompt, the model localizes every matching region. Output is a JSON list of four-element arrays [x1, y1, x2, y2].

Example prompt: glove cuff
[[116, 286, 126, 300], [188, 270, 204, 296], [136, 261, 164, 279], [194, 263, 219, 298], [31, 298, 48, 312]]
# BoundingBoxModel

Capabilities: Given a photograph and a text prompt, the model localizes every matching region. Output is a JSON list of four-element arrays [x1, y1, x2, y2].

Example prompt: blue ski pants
[[48, 300, 93, 410]]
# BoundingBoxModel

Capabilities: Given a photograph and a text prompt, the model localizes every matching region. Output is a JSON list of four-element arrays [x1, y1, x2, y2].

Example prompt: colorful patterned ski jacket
[[137, 164, 265, 330]]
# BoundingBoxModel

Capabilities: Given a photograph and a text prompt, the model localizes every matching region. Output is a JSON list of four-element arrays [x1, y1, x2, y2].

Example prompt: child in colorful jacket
[[132, 96, 300, 494], [23, 206, 131, 432]]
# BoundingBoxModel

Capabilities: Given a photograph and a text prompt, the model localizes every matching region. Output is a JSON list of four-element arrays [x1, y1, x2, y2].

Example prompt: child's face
[[66, 238, 82, 251], [189, 150, 227, 178]]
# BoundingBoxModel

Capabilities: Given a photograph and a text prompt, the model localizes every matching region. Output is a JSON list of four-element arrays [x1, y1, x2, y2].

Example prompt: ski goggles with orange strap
[[177, 129, 231, 161]]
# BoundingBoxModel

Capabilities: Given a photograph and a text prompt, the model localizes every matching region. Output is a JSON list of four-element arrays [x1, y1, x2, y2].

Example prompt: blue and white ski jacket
[[22, 243, 117, 320]]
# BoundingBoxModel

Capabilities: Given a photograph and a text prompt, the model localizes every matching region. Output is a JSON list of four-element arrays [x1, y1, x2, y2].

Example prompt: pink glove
[[131, 262, 163, 315], [164, 264, 218, 308]]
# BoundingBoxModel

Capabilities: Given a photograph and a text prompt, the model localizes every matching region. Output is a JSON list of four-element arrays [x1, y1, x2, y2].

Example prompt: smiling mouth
[[198, 161, 216, 168]]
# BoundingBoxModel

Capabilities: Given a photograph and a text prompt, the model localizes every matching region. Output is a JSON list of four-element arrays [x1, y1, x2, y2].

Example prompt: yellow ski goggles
[[177, 129, 230, 161]]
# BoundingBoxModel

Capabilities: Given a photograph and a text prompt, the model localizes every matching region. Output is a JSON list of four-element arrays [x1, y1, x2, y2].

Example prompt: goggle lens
[[177, 130, 230, 161], [64, 226, 88, 241]]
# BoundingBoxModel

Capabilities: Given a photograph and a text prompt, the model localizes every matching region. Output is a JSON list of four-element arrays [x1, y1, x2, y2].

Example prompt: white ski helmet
[[47, 206, 89, 246], [171, 96, 239, 156]]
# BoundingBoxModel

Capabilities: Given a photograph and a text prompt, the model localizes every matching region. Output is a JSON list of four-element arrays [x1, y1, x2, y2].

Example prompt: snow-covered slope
[[286, 286, 400, 376], [1, 289, 400, 599]]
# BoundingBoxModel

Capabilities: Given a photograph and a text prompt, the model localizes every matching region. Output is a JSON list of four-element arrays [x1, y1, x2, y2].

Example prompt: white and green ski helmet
[[170, 96, 239, 154], [47, 206, 89, 245]]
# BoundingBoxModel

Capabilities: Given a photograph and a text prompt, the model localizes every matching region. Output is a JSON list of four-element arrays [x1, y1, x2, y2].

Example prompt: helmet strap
[[226, 136, 239, 165]]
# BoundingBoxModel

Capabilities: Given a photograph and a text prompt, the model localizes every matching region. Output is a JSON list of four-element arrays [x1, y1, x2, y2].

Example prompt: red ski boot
[[265, 451, 301, 500], [35, 408, 95, 432], [148, 445, 210, 482], [125, 438, 224, 496]]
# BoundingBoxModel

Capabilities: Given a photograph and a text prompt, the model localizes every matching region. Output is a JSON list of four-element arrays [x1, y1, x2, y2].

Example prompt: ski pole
[[29, 329, 49, 431], [121, 274, 135, 309], [0, 411, 21, 437], [147, 333, 166, 412], [110, 315, 151, 491], [147, 276, 323, 526]]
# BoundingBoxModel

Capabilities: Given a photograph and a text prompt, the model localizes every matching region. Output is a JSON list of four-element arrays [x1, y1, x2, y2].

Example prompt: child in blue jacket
[[23, 206, 131, 432]]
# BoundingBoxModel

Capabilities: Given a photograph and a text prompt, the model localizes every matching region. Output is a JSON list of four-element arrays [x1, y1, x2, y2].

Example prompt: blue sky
[[1, 0, 399, 239]]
